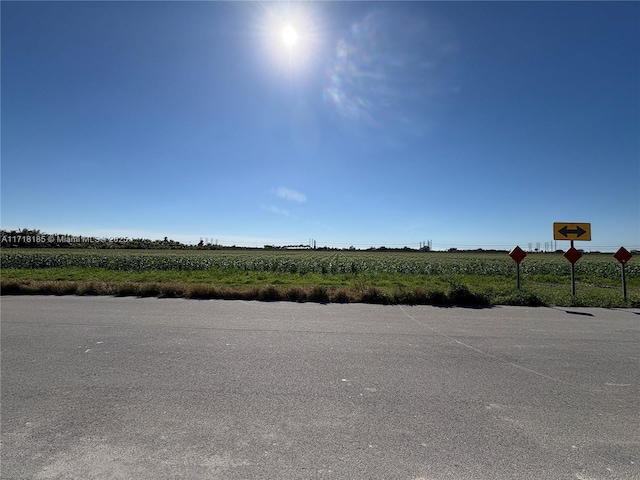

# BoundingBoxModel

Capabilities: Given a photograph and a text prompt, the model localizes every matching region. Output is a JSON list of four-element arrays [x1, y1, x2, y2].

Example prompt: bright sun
[[259, 5, 321, 75], [281, 24, 298, 48]]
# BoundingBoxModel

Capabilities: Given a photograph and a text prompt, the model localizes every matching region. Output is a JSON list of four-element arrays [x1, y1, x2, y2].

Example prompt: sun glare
[[258, 4, 324, 77], [282, 24, 298, 48]]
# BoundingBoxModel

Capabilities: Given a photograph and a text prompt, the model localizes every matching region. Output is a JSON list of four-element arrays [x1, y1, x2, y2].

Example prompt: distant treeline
[[1, 228, 191, 250], [0, 228, 515, 252]]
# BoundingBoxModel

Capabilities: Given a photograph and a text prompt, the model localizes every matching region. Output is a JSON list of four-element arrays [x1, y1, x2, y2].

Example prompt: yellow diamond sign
[[553, 223, 591, 241]]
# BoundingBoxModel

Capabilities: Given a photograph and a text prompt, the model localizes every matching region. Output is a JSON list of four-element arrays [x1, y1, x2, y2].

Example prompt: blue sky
[[2, 1, 639, 251]]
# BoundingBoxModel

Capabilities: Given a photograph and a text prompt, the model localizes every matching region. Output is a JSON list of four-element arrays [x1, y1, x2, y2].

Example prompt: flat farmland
[[1, 249, 638, 307]]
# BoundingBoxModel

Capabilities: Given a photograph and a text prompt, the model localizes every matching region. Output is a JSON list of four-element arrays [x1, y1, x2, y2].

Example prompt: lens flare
[[323, 9, 459, 142]]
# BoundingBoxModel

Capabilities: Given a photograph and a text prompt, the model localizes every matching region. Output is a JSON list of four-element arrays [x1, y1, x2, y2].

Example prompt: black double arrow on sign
[[553, 223, 591, 241], [557, 225, 587, 238]]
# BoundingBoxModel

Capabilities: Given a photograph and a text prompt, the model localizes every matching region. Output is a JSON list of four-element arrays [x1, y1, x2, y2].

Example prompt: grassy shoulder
[[1, 268, 638, 307]]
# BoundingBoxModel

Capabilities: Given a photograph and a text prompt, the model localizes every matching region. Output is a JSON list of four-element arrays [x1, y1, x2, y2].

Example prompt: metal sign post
[[555, 223, 590, 297], [614, 247, 633, 301], [570, 241, 576, 296], [509, 246, 527, 290], [563, 241, 583, 296]]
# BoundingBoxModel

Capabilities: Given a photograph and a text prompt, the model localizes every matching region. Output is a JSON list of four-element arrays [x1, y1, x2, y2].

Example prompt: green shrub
[[331, 289, 350, 303], [284, 287, 307, 302], [447, 282, 490, 306], [498, 290, 546, 307], [158, 283, 186, 298], [308, 285, 329, 303], [426, 289, 448, 305], [258, 285, 282, 301], [360, 286, 390, 304], [76, 281, 102, 296], [137, 283, 161, 297], [114, 282, 140, 297]]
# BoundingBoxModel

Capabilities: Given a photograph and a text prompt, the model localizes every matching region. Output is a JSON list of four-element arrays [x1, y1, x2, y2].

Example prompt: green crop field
[[1, 248, 638, 307]]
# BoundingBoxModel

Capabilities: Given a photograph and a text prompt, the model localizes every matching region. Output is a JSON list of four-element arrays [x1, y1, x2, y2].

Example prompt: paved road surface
[[2, 296, 639, 479]]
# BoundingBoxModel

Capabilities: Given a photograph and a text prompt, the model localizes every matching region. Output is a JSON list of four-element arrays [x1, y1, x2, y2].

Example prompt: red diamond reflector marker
[[564, 247, 582, 265], [509, 246, 527, 264], [614, 247, 633, 264]]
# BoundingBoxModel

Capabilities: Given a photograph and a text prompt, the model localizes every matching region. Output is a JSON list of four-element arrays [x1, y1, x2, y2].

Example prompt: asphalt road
[[1, 296, 639, 480]]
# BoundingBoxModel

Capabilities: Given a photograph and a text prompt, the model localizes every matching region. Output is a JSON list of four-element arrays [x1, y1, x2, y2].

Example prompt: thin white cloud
[[274, 186, 307, 203], [261, 204, 291, 217]]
